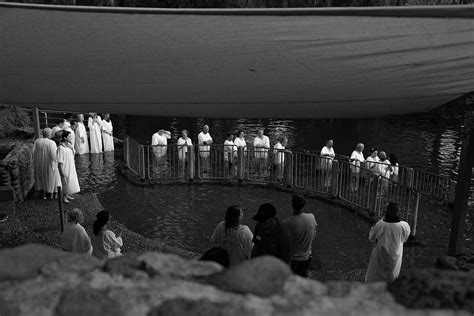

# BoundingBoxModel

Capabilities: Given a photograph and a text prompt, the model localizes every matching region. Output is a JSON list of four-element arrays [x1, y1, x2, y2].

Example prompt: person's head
[[252, 203, 277, 223], [181, 129, 188, 138], [238, 131, 245, 139], [384, 202, 401, 223], [369, 148, 378, 158], [103, 113, 110, 120], [203, 125, 209, 134], [224, 205, 243, 231], [93, 210, 111, 235], [70, 120, 78, 131], [379, 151, 387, 161], [42, 127, 52, 139], [77, 113, 84, 122], [61, 130, 72, 144], [64, 113, 74, 122], [57, 118, 66, 128], [389, 153, 398, 165], [326, 139, 333, 148], [279, 136, 288, 147], [226, 133, 234, 141], [66, 208, 84, 224], [158, 129, 165, 136], [356, 143, 364, 152], [54, 130, 63, 144], [257, 128, 264, 137], [89, 113, 97, 119], [291, 194, 306, 214]]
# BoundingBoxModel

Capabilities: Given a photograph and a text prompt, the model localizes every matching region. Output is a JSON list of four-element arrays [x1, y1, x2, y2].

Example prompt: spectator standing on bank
[[75, 114, 90, 155], [33, 127, 62, 199], [101, 113, 114, 152], [211, 205, 253, 266], [282, 194, 317, 278], [198, 125, 213, 176], [151, 129, 171, 158], [320, 139, 335, 187], [350, 143, 365, 193], [253, 128, 270, 176], [62, 208, 92, 255], [388, 153, 399, 182], [234, 130, 248, 156], [223, 133, 237, 177], [88, 113, 103, 154], [366, 202, 410, 283], [92, 210, 124, 259], [57, 131, 80, 203], [251, 203, 287, 261], [177, 130, 192, 177], [273, 136, 288, 180]]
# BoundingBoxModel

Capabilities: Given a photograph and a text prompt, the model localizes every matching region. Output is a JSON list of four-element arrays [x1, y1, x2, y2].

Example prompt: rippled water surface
[[75, 109, 473, 280]]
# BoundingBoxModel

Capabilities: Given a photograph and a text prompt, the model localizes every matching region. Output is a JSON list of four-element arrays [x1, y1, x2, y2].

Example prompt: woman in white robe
[[75, 114, 90, 155], [57, 131, 80, 203], [33, 128, 62, 197], [101, 113, 114, 152], [88, 113, 103, 154], [366, 203, 411, 283], [177, 130, 193, 178]]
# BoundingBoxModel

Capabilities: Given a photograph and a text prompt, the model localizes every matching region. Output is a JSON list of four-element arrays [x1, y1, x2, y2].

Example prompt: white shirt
[[375, 159, 392, 178], [366, 156, 380, 172], [253, 135, 270, 159], [151, 131, 170, 157], [224, 140, 237, 161], [198, 132, 213, 158], [177, 137, 193, 161], [273, 142, 285, 165], [320, 146, 335, 160]]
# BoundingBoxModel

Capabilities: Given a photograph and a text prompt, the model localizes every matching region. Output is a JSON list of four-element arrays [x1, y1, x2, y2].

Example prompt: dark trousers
[[290, 256, 312, 278]]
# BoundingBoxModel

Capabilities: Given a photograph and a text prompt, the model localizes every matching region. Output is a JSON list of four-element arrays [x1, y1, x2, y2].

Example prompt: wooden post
[[448, 113, 474, 256], [32, 107, 41, 140], [58, 186, 64, 232], [330, 160, 339, 197]]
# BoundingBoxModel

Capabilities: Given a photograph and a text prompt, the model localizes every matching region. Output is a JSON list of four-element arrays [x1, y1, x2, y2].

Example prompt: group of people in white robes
[[61, 209, 124, 259], [33, 127, 80, 203], [86, 113, 115, 154]]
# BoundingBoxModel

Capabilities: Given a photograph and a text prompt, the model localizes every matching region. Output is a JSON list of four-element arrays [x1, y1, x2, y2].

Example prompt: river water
[[75, 106, 473, 281]]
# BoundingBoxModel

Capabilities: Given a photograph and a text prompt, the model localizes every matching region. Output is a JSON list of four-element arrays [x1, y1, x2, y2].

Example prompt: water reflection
[[75, 152, 117, 194]]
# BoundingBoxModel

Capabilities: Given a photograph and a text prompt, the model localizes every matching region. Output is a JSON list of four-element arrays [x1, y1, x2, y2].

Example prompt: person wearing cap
[[251, 203, 288, 261], [281, 194, 317, 278]]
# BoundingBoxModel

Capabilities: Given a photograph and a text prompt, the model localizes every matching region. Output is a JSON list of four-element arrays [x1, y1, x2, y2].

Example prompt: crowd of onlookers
[[62, 194, 410, 283], [33, 113, 114, 202]]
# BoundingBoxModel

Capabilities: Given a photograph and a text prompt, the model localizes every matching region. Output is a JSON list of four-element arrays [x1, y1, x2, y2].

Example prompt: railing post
[[124, 136, 130, 168], [411, 192, 420, 239], [58, 186, 64, 232], [138, 145, 145, 180], [448, 180, 456, 205], [369, 176, 379, 217], [284, 151, 294, 187], [32, 107, 41, 140], [188, 145, 195, 181], [44, 111, 48, 128], [237, 147, 244, 181], [330, 159, 339, 197], [407, 168, 415, 189]]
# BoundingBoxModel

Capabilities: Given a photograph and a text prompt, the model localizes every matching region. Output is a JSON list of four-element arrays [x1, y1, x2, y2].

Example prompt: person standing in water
[[75, 114, 90, 155], [88, 113, 103, 154], [101, 113, 114, 152]]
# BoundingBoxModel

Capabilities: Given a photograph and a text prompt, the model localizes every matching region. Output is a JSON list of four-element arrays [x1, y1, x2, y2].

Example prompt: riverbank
[[0, 193, 199, 260]]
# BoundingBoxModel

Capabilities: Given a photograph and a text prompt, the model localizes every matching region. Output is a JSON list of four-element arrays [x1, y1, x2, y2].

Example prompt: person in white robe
[[75, 114, 90, 155], [273, 136, 288, 180], [253, 128, 270, 176], [33, 128, 62, 198], [320, 139, 335, 187], [57, 131, 80, 203], [100, 113, 114, 152], [151, 129, 171, 158], [234, 130, 248, 157], [88, 113, 103, 154], [51, 118, 66, 137], [62, 208, 92, 255], [223, 133, 237, 177], [177, 130, 193, 178], [64, 113, 74, 128], [198, 125, 213, 176], [64, 121, 75, 155], [366, 203, 411, 283], [92, 210, 124, 259], [350, 143, 365, 192]]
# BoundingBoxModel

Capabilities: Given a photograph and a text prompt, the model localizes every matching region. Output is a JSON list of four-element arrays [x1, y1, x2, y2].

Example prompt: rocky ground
[[0, 244, 472, 316]]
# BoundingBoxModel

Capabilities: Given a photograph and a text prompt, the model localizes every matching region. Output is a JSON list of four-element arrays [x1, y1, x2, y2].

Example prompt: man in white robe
[[151, 129, 171, 158], [75, 114, 89, 155], [88, 113, 103, 154], [253, 128, 270, 176], [101, 113, 114, 152], [33, 128, 62, 198], [198, 125, 213, 176]]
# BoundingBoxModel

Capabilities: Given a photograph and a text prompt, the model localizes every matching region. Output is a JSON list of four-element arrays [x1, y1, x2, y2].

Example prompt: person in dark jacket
[[251, 203, 289, 262]]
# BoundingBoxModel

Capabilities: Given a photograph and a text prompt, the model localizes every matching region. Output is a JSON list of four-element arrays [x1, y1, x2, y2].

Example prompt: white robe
[[366, 220, 411, 283], [177, 137, 192, 161], [64, 126, 75, 154], [320, 146, 335, 170], [75, 122, 90, 155], [101, 119, 114, 152], [234, 137, 247, 156], [253, 135, 270, 159], [88, 116, 103, 154], [33, 138, 62, 193], [198, 132, 212, 158], [151, 132, 170, 158], [58, 144, 80, 195]]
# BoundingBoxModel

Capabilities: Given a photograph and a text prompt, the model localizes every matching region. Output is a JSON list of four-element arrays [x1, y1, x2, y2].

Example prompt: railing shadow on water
[[123, 135, 427, 238]]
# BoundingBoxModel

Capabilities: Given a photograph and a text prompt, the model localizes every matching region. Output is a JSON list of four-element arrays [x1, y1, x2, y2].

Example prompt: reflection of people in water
[[151, 129, 171, 178], [90, 152, 104, 177]]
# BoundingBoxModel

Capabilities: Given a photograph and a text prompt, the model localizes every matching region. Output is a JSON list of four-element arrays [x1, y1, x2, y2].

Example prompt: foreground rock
[[0, 244, 470, 316]]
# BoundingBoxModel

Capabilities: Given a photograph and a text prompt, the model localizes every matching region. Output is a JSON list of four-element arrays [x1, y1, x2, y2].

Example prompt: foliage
[[0, 105, 32, 139]]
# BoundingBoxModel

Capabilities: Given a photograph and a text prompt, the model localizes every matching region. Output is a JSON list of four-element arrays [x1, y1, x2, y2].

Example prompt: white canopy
[[0, 3, 473, 117]]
